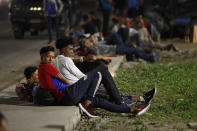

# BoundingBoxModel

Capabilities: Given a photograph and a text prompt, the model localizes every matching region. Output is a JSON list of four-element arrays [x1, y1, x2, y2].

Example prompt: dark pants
[[116, 45, 154, 62], [47, 16, 60, 41], [61, 71, 130, 113], [60, 72, 102, 105], [91, 97, 130, 113], [128, 7, 138, 19], [107, 33, 154, 62], [76, 61, 122, 104], [102, 9, 111, 37]]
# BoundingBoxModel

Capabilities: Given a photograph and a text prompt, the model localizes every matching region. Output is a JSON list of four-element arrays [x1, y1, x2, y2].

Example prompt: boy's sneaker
[[79, 103, 98, 118], [143, 88, 157, 103], [135, 103, 151, 116]]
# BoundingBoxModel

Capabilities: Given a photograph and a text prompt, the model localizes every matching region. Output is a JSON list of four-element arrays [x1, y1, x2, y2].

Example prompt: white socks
[[140, 96, 145, 102]]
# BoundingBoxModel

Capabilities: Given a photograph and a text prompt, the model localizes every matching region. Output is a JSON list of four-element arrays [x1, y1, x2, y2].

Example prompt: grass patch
[[114, 61, 197, 122]]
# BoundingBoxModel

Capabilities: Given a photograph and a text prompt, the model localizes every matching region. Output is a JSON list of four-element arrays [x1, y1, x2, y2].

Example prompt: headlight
[[30, 7, 42, 11], [37, 7, 42, 11]]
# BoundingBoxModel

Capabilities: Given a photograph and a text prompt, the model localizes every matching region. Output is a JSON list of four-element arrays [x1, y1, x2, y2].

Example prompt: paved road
[[0, 20, 49, 91], [0, 1, 96, 91]]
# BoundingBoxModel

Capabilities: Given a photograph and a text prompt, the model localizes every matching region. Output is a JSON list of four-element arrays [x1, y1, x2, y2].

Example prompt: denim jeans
[[106, 33, 154, 62], [102, 9, 111, 37], [116, 45, 154, 62], [47, 16, 59, 41]]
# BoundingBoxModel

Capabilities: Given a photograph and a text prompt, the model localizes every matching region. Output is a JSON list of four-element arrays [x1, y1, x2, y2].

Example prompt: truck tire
[[14, 29, 24, 39]]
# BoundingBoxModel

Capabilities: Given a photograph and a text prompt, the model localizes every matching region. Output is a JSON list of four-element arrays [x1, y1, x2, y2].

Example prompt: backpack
[[33, 87, 57, 106], [15, 83, 33, 102]]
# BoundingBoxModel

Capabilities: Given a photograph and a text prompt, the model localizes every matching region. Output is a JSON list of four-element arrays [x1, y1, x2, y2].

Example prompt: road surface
[[0, 19, 49, 91]]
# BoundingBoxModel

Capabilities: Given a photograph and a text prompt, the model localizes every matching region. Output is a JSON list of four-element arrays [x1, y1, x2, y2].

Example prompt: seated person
[[135, 17, 179, 52], [38, 46, 153, 118], [76, 31, 157, 62], [15, 66, 39, 102]]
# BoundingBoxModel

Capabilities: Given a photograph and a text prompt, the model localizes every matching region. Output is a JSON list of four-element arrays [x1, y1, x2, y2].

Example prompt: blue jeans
[[107, 33, 154, 62], [47, 16, 59, 41], [116, 45, 154, 62]]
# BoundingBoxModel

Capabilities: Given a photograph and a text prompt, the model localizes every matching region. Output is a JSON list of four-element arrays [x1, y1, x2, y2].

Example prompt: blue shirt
[[51, 77, 69, 92], [100, 0, 112, 9], [128, 0, 139, 8], [46, 0, 57, 15]]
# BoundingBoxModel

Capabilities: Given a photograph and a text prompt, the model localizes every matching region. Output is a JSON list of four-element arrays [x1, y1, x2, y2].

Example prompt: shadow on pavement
[[44, 125, 65, 131], [0, 97, 34, 106]]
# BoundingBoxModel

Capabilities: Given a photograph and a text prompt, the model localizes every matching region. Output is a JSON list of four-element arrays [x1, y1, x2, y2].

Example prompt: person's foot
[[134, 103, 151, 116], [79, 103, 98, 118], [143, 88, 157, 103]]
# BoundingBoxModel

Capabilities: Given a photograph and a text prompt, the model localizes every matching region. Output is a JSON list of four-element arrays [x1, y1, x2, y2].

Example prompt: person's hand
[[103, 57, 112, 63]]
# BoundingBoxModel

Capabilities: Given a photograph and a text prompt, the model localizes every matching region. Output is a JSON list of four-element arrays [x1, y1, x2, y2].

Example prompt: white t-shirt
[[54, 55, 85, 84], [129, 28, 138, 37]]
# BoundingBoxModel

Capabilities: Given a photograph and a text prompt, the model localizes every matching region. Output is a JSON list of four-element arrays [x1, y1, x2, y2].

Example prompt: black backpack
[[33, 88, 56, 106]]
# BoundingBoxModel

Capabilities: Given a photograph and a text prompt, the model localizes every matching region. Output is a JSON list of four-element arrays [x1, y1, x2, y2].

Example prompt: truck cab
[[9, 0, 47, 39]]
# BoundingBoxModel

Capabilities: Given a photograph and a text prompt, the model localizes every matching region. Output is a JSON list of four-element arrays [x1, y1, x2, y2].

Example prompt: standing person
[[100, 0, 113, 37], [127, 0, 144, 19], [43, 0, 64, 44], [0, 112, 8, 131]]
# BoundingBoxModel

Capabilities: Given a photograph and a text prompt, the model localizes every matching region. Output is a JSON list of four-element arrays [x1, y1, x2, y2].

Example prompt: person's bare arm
[[95, 55, 112, 63], [56, 73, 72, 86], [97, 54, 118, 57]]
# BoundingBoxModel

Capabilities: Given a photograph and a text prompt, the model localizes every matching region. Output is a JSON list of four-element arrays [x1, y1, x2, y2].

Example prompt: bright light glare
[[37, 7, 41, 11]]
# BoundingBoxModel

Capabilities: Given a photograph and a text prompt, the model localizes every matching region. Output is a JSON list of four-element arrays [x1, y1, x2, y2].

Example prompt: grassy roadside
[[115, 61, 197, 122], [77, 51, 197, 131]]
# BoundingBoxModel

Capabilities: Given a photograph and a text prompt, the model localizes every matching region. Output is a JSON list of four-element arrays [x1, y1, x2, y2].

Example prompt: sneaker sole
[[150, 88, 157, 103], [136, 104, 151, 116], [78, 103, 98, 118]]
